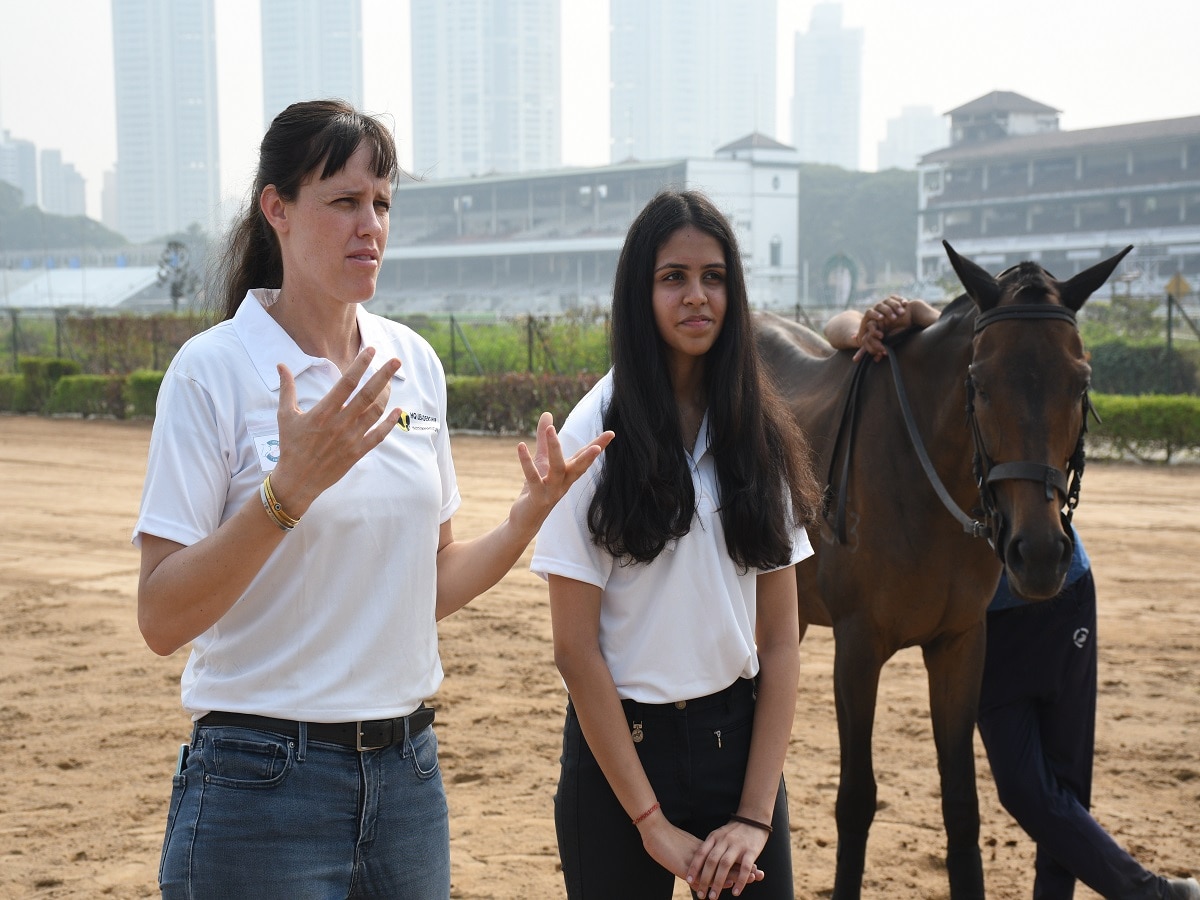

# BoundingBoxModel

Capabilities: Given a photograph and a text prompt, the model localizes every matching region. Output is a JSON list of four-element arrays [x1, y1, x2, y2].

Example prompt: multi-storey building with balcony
[[917, 91, 1200, 291], [378, 134, 801, 314]]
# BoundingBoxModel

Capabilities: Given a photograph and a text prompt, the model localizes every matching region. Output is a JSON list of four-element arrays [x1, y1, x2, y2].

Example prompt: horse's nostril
[[1007, 539, 1025, 572]]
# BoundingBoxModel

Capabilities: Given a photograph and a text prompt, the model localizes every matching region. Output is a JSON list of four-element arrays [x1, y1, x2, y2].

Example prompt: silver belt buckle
[[356, 721, 387, 752]]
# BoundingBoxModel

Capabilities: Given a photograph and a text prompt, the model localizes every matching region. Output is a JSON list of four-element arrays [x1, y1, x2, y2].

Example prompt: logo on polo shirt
[[394, 410, 440, 434], [1073, 627, 1090, 648]]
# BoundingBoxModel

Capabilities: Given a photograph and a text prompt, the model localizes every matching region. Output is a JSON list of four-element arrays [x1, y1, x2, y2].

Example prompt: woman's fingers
[[272, 351, 405, 500], [519, 415, 613, 496]]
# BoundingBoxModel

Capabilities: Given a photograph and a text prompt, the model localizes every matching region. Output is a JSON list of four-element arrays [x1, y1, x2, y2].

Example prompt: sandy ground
[[0, 416, 1196, 899]]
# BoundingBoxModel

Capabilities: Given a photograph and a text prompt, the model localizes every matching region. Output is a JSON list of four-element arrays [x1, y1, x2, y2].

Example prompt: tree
[[156, 240, 199, 311], [0, 181, 128, 250], [796, 164, 918, 301]]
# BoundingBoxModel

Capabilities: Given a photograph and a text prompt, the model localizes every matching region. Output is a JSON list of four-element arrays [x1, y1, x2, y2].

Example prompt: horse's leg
[[923, 622, 988, 900], [830, 619, 886, 900]]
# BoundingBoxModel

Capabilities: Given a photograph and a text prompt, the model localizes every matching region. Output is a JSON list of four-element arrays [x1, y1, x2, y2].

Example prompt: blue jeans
[[159, 720, 450, 899]]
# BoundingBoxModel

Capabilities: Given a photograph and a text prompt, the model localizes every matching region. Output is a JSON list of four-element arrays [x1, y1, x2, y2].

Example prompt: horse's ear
[[943, 241, 1001, 310], [1057, 245, 1134, 311]]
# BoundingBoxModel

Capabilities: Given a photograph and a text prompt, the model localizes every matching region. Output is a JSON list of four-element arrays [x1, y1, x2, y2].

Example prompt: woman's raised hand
[[270, 347, 404, 516], [508, 411, 614, 538]]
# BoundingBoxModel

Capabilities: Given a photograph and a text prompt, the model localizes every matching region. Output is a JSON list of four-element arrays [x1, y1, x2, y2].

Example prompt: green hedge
[[1090, 393, 1200, 462], [446, 372, 601, 433], [4, 371, 1197, 466], [126, 369, 166, 418], [18, 356, 82, 411], [0, 373, 30, 411], [0, 367, 603, 431], [46, 375, 128, 418], [1088, 340, 1196, 395]]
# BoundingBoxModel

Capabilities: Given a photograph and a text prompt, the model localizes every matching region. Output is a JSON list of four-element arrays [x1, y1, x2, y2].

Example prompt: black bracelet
[[729, 814, 773, 834]]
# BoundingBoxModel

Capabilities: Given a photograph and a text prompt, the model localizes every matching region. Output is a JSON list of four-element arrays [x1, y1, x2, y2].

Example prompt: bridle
[[828, 303, 1097, 557], [962, 304, 1096, 555]]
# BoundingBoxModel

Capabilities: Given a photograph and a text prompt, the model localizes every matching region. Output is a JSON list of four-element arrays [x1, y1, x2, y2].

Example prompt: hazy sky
[[2, 0, 1198, 221]]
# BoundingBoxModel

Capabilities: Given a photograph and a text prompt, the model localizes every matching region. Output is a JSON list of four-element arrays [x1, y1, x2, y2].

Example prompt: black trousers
[[978, 571, 1166, 900], [555, 677, 794, 899]]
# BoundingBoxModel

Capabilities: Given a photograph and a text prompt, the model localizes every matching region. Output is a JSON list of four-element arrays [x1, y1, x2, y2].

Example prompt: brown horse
[[754, 242, 1131, 899]]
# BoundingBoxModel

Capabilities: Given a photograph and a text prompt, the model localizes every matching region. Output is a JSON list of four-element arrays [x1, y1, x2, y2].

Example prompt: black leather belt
[[199, 706, 435, 751]]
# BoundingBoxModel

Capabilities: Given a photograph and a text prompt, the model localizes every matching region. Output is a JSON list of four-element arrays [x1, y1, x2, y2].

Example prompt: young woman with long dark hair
[[532, 189, 821, 899]]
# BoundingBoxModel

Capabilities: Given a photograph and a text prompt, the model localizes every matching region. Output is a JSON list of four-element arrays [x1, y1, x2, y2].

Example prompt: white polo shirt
[[530, 371, 812, 704], [134, 290, 460, 722]]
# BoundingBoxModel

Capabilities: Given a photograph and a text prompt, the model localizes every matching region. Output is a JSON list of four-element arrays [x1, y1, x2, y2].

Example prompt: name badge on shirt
[[402, 411, 441, 435], [245, 410, 282, 473], [253, 433, 281, 471]]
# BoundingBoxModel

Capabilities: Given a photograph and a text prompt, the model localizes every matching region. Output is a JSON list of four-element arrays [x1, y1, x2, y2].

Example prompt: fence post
[[1166, 292, 1174, 394], [527, 315, 535, 372], [8, 309, 17, 373]]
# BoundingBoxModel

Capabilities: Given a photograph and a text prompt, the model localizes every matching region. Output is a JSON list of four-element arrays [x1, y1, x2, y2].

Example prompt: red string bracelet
[[631, 801, 660, 825], [729, 813, 773, 834]]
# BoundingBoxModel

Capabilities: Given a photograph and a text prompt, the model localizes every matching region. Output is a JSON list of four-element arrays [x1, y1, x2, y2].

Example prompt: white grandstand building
[[377, 134, 803, 315]]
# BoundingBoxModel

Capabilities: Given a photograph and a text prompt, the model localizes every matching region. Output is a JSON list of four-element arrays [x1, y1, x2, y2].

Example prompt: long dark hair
[[210, 99, 399, 320], [588, 189, 820, 569]]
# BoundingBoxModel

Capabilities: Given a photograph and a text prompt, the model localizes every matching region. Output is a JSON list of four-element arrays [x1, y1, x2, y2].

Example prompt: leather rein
[[827, 304, 1098, 556]]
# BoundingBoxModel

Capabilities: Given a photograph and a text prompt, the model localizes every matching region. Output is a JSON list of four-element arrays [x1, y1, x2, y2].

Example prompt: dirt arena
[[0, 416, 1196, 899]]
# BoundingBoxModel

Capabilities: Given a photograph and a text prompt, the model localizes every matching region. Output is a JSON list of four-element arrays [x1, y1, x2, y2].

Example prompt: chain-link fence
[[0, 308, 616, 378], [3, 292, 1196, 388]]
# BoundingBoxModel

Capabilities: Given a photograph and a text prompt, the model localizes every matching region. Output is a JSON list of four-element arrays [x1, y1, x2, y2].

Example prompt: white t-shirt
[[133, 290, 461, 722], [530, 371, 813, 704]]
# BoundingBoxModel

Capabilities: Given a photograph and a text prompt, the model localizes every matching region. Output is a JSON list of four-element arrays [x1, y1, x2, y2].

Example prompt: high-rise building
[[261, 0, 364, 129], [111, 0, 220, 243], [40, 149, 87, 217], [102, 171, 120, 233], [791, 3, 862, 170], [609, 0, 777, 163], [410, 0, 561, 179], [877, 105, 949, 171], [0, 130, 38, 207]]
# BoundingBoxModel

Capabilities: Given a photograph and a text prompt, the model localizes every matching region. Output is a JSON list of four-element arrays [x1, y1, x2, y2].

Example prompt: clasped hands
[[641, 812, 770, 898]]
